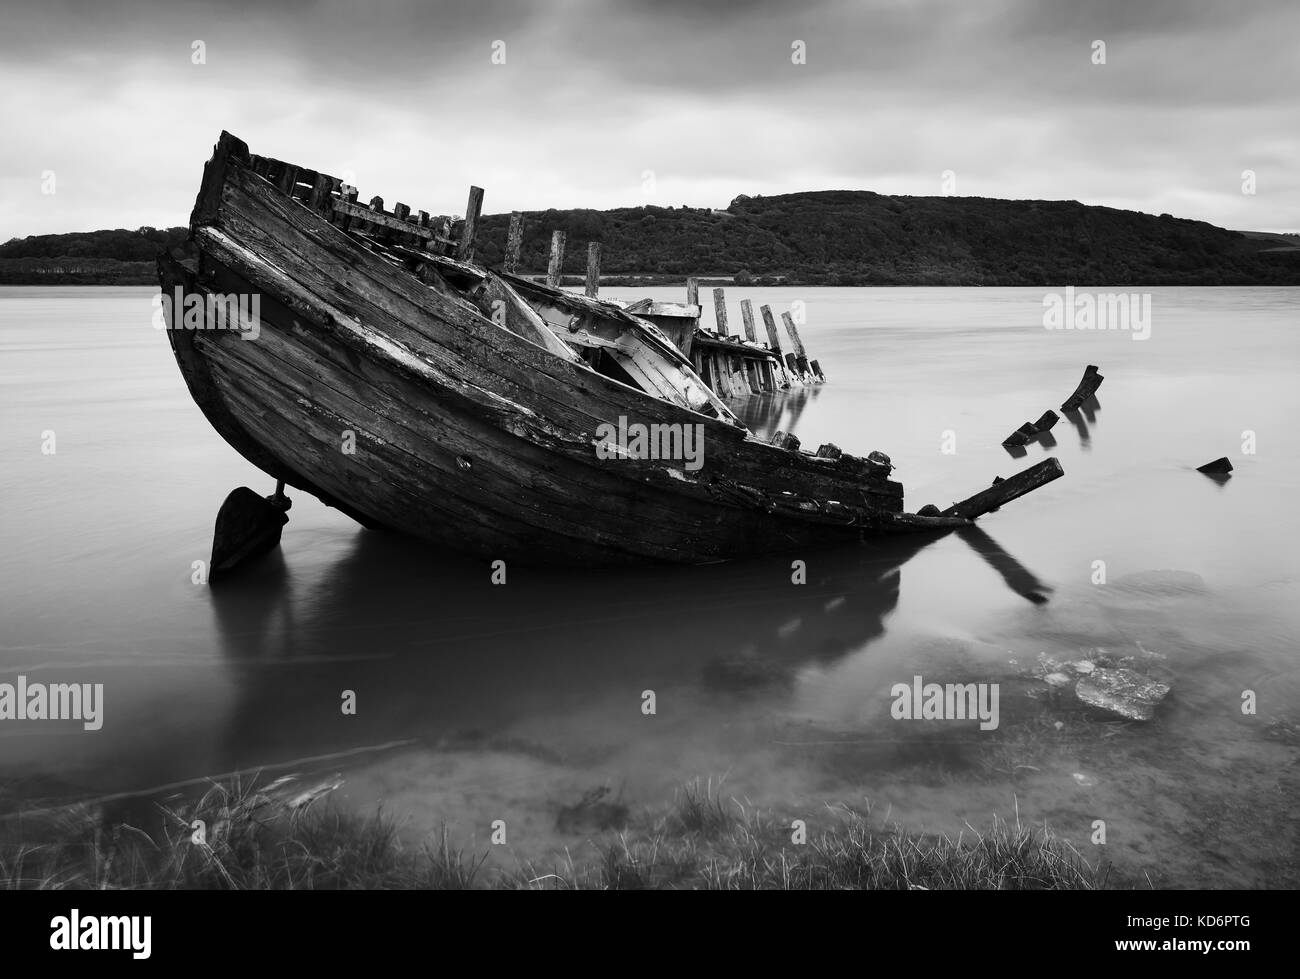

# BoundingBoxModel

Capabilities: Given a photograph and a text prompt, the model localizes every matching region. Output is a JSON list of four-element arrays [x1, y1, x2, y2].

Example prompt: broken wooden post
[[503, 211, 524, 274], [781, 311, 812, 376], [457, 186, 485, 262], [713, 288, 730, 338], [686, 277, 699, 306], [585, 242, 601, 298], [309, 172, 337, 214], [760, 305, 783, 354], [740, 299, 758, 343], [1035, 410, 1059, 432], [546, 230, 566, 288], [1061, 365, 1104, 412], [337, 186, 359, 231], [940, 458, 1065, 520]]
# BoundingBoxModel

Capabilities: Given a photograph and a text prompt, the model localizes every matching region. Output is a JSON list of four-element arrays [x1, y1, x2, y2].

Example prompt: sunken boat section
[[159, 131, 1063, 567]]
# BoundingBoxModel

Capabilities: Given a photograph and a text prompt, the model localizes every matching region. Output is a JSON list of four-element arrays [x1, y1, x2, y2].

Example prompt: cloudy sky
[[2, 0, 1297, 238]]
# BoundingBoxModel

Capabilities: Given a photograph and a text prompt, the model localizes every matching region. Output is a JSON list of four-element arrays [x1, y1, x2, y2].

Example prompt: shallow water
[[2, 285, 1298, 886]]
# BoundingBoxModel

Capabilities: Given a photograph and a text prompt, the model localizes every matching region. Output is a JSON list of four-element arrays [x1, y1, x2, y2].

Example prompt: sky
[[1, 0, 1297, 238]]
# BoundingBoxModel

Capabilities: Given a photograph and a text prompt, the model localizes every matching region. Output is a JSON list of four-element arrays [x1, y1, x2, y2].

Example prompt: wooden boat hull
[[160, 134, 941, 565]]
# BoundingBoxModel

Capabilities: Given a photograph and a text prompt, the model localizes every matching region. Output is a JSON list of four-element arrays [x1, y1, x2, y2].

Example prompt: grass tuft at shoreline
[[0, 776, 1107, 890]]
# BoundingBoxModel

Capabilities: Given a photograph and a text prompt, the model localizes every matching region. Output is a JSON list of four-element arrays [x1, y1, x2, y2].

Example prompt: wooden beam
[[546, 230, 566, 288], [331, 200, 453, 244], [740, 299, 758, 342], [457, 185, 485, 262], [585, 242, 601, 297], [940, 458, 1065, 520], [686, 277, 699, 306], [781, 310, 808, 359], [760, 304, 783, 354], [713, 288, 729, 338], [504, 211, 524, 274]]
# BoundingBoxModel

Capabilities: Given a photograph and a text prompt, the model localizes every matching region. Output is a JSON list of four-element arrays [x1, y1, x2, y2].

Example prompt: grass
[[0, 775, 1107, 890]]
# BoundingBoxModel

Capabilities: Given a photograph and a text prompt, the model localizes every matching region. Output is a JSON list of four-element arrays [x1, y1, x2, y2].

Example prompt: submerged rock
[[1076, 667, 1170, 721]]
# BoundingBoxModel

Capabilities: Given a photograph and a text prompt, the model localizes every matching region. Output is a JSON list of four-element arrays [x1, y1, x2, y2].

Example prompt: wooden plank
[[504, 211, 524, 274], [940, 458, 1065, 520], [760, 304, 784, 354], [686, 277, 699, 306], [458, 185, 485, 262], [713, 288, 730, 338], [781, 310, 808, 358], [740, 299, 758, 343], [546, 230, 566, 288], [585, 242, 601, 298]]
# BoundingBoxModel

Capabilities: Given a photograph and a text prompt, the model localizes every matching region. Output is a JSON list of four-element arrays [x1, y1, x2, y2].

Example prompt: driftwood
[[941, 458, 1064, 519], [1061, 365, 1104, 411]]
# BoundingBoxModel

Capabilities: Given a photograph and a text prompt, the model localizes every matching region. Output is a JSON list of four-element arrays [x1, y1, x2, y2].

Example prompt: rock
[[1196, 457, 1233, 475], [1076, 667, 1170, 721], [1044, 672, 1072, 687], [1070, 660, 1096, 675], [1072, 773, 1096, 787]]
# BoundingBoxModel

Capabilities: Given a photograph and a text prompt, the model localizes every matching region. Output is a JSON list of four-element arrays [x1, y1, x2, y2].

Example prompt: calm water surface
[[2, 285, 1298, 885]]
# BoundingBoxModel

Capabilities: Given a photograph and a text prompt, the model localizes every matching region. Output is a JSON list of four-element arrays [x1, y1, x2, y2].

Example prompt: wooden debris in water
[[941, 458, 1064, 520], [1061, 364, 1104, 411], [1197, 456, 1233, 474]]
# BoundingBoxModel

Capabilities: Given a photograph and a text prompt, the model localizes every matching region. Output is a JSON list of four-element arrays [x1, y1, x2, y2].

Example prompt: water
[[2, 285, 1298, 886]]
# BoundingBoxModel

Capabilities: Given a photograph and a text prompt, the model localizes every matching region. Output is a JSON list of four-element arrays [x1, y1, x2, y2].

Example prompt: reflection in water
[[208, 528, 944, 775], [733, 386, 821, 441], [956, 526, 1052, 604], [1063, 396, 1101, 449]]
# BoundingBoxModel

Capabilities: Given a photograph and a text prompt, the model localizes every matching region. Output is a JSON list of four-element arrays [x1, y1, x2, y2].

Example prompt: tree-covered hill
[[4, 193, 1297, 286]]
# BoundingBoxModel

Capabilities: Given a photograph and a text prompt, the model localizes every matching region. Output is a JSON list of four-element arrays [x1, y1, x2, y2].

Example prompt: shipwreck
[[158, 132, 1064, 572]]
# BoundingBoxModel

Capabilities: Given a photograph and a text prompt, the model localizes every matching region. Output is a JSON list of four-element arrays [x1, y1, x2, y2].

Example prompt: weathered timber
[[308, 172, 337, 214], [332, 199, 454, 244], [1035, 410, 1059, 432], [585, 242, 601, 297], [759, 305, 783, 355], [1002, 422, 1038, 447], [940, 458, 1065, 520], [1061, 365, 1104, 412], [546, 230, 566, 288], [503, 211, 524, 274], [713, 289, 730, 339], [781, 310, 808, 358], [740, 299, 758, 343], [457, 186, 485, 262], [685, 277, 699, 306], [1197, 457, 1233, 475]]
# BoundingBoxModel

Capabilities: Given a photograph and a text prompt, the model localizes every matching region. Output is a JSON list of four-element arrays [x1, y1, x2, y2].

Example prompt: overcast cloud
[[2, 0, 1296, 237]]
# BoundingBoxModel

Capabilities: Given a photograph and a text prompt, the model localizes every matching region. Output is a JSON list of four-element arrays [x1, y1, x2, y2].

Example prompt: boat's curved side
[[161, 133, 911, 564]]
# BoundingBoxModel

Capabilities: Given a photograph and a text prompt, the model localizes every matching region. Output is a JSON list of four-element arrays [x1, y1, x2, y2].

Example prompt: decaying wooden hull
[[160, 132, 1059, 565]]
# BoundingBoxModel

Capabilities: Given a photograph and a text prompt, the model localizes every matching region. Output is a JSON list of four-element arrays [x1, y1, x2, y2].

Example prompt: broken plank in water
[[941, 457, 1065, 520], [1061, 365, 1104, 412]]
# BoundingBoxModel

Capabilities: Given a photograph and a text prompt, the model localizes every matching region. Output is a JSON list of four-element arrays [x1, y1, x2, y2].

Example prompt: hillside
[[4, 193, 1298, 286]]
